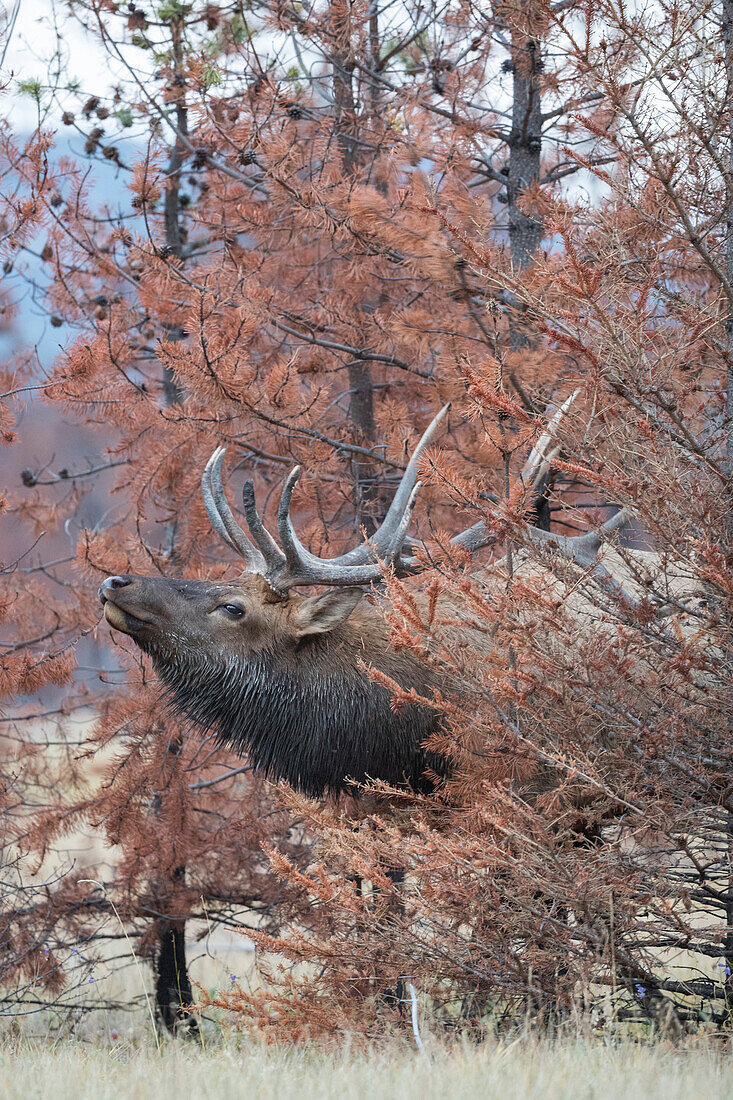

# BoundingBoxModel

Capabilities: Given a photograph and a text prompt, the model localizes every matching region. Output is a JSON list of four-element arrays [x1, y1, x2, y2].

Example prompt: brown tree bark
[[152, 14, 197, 1036], [507, 18, 543, 277], [506, 6, 550, 529], [332, 0, 381, 534], [721, 0, 733, 1023], [161, 16, 187, 410]]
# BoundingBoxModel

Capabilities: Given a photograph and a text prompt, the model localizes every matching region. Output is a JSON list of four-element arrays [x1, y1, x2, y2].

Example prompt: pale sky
[[2, 0, 146, 130]]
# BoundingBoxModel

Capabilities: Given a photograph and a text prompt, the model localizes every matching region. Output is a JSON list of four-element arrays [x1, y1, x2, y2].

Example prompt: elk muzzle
[[99, 574, 158, 637]]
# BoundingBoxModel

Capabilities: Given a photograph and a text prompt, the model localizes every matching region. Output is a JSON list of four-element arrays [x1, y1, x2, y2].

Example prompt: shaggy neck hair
[[144, 635, 445, 798]]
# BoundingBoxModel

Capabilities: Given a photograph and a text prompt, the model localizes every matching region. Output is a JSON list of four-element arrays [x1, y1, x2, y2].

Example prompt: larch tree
[[1, 0, 730, 1040]]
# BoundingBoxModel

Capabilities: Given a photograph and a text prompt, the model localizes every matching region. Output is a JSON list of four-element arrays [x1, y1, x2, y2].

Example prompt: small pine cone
[[62, 111, 75, 125]]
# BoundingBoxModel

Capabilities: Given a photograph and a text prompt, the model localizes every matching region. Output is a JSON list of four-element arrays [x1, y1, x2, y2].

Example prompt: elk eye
[[218, 603, 244, 620]]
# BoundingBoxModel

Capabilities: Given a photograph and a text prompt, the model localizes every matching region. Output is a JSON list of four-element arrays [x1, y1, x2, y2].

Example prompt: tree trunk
[[152, 14, 197, 1035], [160, 15, 187, 409], [332, 0, 381, 533], [507, 18, 543, 280], [506, 6, 550, 529], [153, 866, 197, 1035], [721, 0, 733, 1023], [347, 361, 379, 535]]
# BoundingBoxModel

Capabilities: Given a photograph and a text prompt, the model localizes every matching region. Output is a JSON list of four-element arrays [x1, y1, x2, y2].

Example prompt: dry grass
[[1, 1036, 733, 1100]]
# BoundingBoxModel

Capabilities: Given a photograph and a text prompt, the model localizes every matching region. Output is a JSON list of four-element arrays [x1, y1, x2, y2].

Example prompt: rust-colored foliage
[[1, 0, 731, 1039]]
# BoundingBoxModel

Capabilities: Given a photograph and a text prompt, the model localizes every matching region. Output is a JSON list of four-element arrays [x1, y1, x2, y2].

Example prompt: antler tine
[[277, 467, 320, 573], [370, 404, 450, 561], [449, 392, 617, 561], [451, 503, 640, 607], [520, 388, 580, 506], [527, 509, 629, 567], [384, 480, 423, 565], [202, 451, 235, 550], [256, 404, 452, 589], [202, 448, 267, 572], [524, 508, 673, 612], [241, 479, 287, 576], [277, 470, 373, 572], [280, 403, 452, 573]]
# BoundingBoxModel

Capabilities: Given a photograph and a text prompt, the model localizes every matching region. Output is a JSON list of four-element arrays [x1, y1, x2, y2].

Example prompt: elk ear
[[291, 588, 363, 639]]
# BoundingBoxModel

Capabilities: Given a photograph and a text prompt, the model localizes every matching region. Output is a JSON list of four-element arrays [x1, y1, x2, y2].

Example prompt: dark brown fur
[[100, 573, 447, 798]]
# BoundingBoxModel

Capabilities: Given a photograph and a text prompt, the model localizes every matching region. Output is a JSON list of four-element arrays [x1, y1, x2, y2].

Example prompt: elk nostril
[[99, 575, 133, 602], [107, 576, 131, 590]]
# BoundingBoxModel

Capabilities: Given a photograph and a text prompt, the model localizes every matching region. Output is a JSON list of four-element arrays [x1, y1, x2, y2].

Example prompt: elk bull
[[98, 400, 674, 798]]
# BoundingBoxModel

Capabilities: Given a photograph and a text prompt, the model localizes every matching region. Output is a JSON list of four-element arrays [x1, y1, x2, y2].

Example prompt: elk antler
[[201, 448, 267, 573], [450, 389, 581, 556], [442, 393, 668, 613], [202, 395, 650, 607], [201, 405, 450, 592]]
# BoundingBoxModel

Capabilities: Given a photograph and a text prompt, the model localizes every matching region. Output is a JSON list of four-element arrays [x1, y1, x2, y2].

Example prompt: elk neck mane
[[142, 624, 446, 799]]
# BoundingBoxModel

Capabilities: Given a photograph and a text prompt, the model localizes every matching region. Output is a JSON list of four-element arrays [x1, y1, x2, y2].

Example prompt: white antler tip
[[204, 445, 226, 471]]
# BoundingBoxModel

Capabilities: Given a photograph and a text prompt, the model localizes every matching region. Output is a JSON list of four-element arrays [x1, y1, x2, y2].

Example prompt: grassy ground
[[2, 1036, 733, 1100]]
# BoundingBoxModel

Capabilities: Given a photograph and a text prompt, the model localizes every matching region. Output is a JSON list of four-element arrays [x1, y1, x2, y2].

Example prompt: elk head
[[99, 405, 453, 662]]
